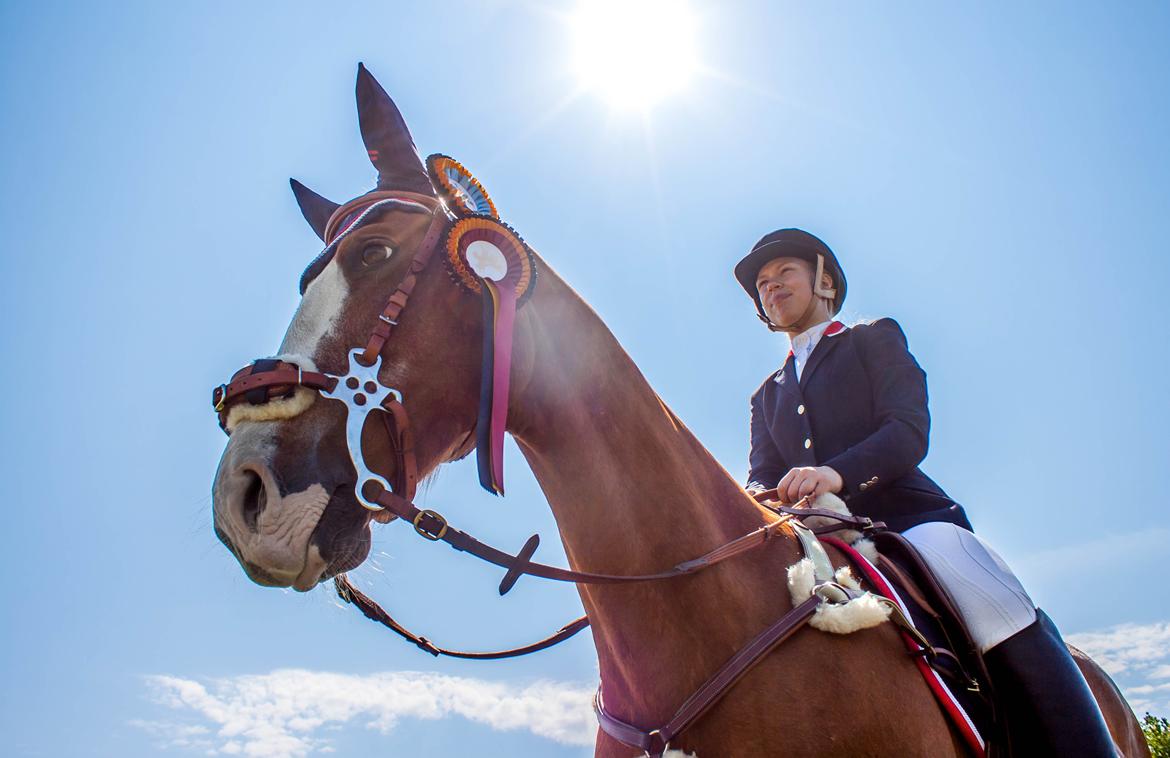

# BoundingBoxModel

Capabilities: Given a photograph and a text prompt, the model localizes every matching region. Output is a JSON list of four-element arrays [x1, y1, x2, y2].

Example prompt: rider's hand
[[776, 466, 843, 504]]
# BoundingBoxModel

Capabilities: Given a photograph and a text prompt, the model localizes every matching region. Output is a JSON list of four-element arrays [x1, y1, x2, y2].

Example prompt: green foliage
[[1145, 713, 1170, 758]]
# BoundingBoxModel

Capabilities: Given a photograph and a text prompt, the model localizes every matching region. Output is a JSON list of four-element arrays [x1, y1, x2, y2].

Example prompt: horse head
[[212, 65, 509, 590]]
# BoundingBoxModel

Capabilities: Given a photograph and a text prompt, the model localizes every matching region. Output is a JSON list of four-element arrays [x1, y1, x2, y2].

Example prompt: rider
[[735, 228, 1115, 756]]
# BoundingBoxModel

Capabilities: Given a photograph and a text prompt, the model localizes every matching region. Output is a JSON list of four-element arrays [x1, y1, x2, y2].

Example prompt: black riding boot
[[983, 609, 1116, 757]]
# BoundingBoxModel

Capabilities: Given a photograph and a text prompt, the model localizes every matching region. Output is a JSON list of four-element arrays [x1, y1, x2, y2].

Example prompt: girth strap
[[594, 595, 822, 756]]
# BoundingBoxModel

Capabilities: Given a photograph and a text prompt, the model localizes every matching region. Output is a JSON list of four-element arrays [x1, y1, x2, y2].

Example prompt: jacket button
[[797, 404, 805, 415], [804, 438, 812, 449]]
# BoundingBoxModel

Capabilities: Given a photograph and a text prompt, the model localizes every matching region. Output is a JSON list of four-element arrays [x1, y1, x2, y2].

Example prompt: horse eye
[[361, 243, 393, 266]]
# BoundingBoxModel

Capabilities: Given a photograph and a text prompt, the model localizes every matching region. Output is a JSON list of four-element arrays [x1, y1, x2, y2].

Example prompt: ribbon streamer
[[444, 215, 534, 496], [476, 280, 519, 494]]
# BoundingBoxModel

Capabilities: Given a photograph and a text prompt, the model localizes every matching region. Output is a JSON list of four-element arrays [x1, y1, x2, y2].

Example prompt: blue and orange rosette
[[427, 154, 498, 219]]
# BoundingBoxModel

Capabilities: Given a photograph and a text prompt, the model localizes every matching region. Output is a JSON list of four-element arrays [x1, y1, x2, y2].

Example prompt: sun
[[569, 0, 699, 110]]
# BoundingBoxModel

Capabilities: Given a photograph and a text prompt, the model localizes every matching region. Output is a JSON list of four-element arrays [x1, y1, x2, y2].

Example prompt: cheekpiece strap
[[360, 210, 449, 364]]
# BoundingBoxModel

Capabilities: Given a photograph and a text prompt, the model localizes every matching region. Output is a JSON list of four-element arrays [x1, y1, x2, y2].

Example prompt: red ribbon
[[475, 280, 519, 494]]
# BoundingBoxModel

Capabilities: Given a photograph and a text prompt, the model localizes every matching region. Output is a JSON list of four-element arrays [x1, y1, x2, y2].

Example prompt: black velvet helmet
[[734, 228, 847, 326]]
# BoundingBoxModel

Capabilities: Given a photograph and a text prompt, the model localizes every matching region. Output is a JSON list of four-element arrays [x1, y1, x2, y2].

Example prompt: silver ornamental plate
[[322, 348, 401, 510]]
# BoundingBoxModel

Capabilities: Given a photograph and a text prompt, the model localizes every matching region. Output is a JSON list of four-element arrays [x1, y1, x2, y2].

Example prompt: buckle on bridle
[[213, 384, 227, 413], [413, 509, 449, 541]]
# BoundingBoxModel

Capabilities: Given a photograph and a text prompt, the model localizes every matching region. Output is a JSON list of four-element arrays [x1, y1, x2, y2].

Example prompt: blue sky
[[2, 1, 1168, 755]]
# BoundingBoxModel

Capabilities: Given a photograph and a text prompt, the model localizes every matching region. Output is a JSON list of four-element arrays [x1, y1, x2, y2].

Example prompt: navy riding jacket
[[748, 317, 972, 534]]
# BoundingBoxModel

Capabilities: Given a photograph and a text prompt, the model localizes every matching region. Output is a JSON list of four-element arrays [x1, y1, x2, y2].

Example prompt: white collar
[[789, 319, 833, 355]]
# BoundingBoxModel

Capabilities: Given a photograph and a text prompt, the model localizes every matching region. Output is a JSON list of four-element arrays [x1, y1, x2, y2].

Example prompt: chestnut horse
[[211, 66, 1148, 757]]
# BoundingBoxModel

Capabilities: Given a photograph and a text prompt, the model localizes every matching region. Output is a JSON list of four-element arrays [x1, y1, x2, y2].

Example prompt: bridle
[[210, 188, 893, 757], [213, 191, 444, 496]]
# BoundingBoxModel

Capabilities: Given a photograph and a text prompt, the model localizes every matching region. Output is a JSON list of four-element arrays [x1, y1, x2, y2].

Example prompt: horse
[[210, 64, 1149, 757]]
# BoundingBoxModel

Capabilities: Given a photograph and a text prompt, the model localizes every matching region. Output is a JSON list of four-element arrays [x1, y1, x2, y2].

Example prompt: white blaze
[[280, 258, 350, 356]]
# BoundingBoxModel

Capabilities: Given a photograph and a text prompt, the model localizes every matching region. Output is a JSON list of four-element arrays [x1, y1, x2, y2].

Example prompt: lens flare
[[570, 0, 699, 110]]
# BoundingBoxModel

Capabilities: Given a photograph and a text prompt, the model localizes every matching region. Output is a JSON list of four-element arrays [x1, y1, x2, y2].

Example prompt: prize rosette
[[427, 154, 498, 219], [443, 215, 537, 496], [444, 216, 536, 302]]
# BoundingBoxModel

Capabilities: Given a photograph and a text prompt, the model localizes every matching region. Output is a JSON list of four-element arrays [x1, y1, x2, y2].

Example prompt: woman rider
[[735, 228, 1115, 756]]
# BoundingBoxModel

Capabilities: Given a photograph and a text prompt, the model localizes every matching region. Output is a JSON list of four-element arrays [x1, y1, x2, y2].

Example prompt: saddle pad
[[823, 537, 987, 757], [870, 531, 997, 726]]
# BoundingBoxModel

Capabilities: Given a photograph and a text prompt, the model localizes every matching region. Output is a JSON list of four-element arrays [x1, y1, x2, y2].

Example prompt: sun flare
[[569, 0, 699, 110]]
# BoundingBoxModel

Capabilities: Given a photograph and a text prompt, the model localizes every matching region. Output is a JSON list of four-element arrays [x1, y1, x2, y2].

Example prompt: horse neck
[[507, 268, 802, 718]]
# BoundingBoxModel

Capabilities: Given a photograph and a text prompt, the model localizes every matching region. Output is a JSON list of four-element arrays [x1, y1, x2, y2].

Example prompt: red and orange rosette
[[444, 216, 536, 302]]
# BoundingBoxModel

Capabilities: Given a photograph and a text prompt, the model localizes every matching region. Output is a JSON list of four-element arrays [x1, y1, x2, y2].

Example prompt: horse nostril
[[242, 471, 266, 531]]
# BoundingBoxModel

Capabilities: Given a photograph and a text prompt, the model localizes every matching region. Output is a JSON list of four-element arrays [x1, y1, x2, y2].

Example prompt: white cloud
[[141, 621, 1170, 756], [1066, 621, 1170, 677], [139, 669, 596, 757], [129, 719, 214, 752], [1067, 620, 1170, 715]]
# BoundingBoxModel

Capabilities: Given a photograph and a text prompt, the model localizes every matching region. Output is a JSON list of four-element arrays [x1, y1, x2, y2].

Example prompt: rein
[[370, 483, 803, 589], [212, 192, 886, 756]]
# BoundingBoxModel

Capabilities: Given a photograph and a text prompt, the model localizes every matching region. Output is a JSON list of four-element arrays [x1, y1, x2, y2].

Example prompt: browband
[[299, 193, 442, 294]]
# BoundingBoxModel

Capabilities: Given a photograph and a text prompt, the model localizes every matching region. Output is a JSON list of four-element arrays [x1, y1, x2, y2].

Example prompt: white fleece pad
[[788, 555, 892, 634], [226, 385, 317, 432]]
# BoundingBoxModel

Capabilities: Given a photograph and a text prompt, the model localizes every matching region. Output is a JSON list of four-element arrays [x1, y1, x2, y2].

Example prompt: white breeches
[[901, 521, 1037, 653]]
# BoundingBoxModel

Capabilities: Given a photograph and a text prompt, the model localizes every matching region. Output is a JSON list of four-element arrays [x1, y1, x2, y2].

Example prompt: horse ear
[[290, 179, 340, 242], [355, 62, 433, 195]]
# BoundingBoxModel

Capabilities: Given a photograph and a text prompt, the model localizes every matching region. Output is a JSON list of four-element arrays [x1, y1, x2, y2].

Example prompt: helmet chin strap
[[811, 253, 838, 302]]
